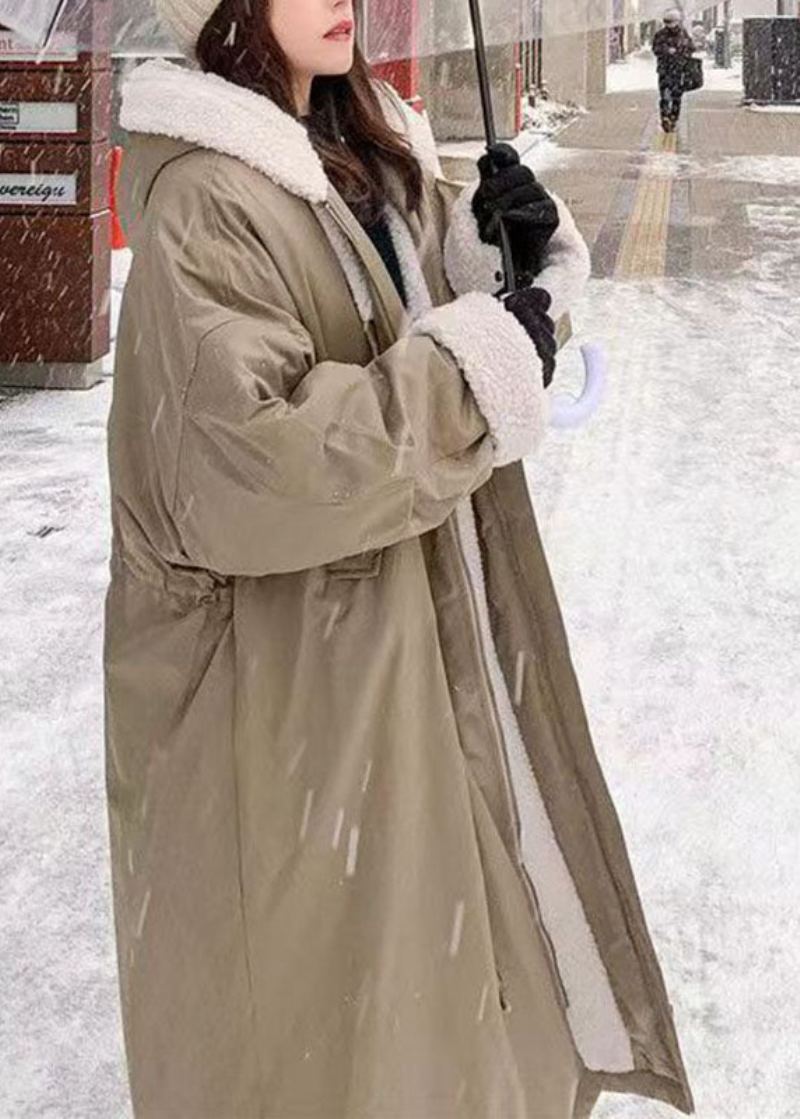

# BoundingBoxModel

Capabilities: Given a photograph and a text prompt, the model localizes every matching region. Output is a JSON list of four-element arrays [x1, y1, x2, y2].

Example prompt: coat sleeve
[[141, 164, 545, 578], [374, 78, 590, 317]]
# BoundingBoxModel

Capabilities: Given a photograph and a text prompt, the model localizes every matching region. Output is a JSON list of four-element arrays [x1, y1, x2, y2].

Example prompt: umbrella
[[467, 0, 607, 428], [467, 0, 517, 295], [363, 0, 608, 427]]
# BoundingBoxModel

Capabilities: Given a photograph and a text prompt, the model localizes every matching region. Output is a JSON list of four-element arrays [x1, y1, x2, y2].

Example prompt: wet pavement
[[543, 69, 800, 284]]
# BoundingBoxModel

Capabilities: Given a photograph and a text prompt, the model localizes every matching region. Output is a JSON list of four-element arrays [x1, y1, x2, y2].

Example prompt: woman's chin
[[316, 41, 355, 73], [317, 59, 355, 76]]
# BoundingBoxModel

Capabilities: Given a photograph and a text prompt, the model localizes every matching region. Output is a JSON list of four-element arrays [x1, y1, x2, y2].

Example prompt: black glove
[[472, 142, 560, 284], [497, 286, 557, 389]]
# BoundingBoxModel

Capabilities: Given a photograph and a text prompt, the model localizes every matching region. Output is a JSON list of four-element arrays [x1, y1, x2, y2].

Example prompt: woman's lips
[[324, 24, 353, 39]]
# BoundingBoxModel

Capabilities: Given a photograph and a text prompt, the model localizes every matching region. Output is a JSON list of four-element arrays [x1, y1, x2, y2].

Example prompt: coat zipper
[[324, 192, 571, 1015], [448, 515, 571, 1016]]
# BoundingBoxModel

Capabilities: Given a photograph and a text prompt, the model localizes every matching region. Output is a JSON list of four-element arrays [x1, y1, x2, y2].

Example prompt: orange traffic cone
[[110, 146, 127, 251]]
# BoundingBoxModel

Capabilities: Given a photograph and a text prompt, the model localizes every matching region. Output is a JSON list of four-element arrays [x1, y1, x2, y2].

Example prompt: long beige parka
[[105, 58, 695, 1119]]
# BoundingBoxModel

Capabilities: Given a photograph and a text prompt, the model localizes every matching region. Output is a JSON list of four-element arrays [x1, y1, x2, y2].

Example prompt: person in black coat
[[652, 9, 695, 132]]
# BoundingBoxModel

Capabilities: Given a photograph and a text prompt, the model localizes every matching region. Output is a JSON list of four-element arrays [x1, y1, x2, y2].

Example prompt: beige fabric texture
[[105, 67, 695, 1119]]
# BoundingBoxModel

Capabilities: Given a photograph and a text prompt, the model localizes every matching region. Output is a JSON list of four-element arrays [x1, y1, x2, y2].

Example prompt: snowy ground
[[635, 151, 800, 187], [0, 380, 125, 1118], [2, 121, 800, 1117], [536, 272, 800, 1119], [522, 95, 587, 140], [747, 104, 800, 115], [608, 47, 743, 95]]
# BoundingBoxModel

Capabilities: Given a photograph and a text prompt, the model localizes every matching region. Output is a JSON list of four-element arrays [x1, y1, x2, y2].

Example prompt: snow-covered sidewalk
[[0, 379, 128, 1118], [538, 268, 800, 1119]]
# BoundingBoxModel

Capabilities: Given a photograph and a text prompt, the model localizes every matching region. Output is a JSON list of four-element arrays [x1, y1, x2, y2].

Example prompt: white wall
[[734, 0, 799, 15]]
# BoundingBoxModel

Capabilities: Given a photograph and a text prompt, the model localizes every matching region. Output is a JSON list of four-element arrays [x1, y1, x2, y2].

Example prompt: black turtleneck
[[359, 211, 408, 309]]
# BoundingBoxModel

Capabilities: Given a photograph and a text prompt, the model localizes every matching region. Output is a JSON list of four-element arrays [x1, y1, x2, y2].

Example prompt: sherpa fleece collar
[[120, 58, 437, 205], [120, 59, 330, 203]]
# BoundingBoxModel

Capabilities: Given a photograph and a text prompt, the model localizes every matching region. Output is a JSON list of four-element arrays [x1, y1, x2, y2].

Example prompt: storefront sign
[[0, 172, 76, 205], [0, 101, 78, 133]]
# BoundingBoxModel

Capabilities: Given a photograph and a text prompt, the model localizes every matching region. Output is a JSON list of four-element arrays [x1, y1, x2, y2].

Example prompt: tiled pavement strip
[[540, 85, 800, 283], [613, 130, 677, 279]]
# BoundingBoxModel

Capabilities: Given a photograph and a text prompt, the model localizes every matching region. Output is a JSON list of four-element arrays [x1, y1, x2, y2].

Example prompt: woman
[[105, 0, 695, 1115]]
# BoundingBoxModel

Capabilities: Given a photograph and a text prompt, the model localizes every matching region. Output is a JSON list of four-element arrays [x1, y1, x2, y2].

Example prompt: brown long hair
[[195, 0, 423, 225]]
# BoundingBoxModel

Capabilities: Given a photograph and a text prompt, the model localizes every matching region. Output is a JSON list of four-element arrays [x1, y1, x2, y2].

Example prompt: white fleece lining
[[310, 200, 434, 331], [441, 177, 592, 323], [443, 177, 505, 297], [384, 202, 434, 324], [408, 292, 550, 467], [454, 497, 636, 1074], [121, 59, 331, 203], [314, 204, 375, 326], [536, 194, 593, 322]]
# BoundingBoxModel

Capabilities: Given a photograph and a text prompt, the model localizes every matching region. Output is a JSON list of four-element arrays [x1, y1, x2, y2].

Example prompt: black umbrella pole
[[44, 0, 71, 50], [467, 0, 517, 294]]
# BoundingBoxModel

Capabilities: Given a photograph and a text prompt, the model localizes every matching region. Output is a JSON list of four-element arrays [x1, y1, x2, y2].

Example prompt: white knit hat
[[663, 7, 683, 20], [155, 0, 221, 56]]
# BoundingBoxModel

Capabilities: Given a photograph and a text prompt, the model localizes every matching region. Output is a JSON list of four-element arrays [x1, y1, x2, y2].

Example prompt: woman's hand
[[496, 285, 557, 388], [472, 142, 561, 283]]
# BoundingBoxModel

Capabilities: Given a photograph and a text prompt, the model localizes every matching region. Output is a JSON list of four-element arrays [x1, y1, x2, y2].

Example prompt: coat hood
[[117, 58, 590, 331], [119, 58, 443, 208]]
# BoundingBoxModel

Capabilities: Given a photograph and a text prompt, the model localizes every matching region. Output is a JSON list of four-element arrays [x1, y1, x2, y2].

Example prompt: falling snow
[[448, 899, 466, 957], [344, 825, 361, 878], [2, 19, 799, 1118]]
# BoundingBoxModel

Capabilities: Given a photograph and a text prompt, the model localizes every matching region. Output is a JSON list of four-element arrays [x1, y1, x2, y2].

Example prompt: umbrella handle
[[548, 342, 608, 429]]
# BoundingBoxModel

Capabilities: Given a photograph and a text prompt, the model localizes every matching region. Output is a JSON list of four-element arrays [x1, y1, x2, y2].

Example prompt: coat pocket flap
[[325, 548, 384, 580]]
